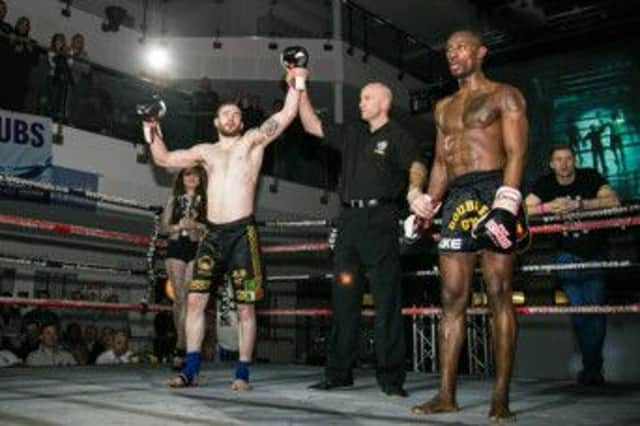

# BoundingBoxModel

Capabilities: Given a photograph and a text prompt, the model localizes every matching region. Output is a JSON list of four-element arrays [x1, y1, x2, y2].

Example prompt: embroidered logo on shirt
[[373, 140, 388, 156]]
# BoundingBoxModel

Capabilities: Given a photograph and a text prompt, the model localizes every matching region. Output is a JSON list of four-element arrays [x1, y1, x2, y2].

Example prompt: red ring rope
[[2, 298, 637, 316]]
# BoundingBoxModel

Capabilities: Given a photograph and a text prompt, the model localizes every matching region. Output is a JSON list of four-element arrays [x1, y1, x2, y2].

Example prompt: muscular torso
[[436, 83, 509, 178], [201, 138, 265, 224]]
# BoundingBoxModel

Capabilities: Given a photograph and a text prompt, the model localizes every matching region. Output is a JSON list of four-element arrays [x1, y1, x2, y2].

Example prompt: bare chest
[[441, 92, 500, 133], [208, 142, 261, 175]]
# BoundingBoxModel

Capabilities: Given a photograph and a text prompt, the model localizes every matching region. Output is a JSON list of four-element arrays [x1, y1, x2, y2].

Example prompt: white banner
[[0, 109, 52, 180]]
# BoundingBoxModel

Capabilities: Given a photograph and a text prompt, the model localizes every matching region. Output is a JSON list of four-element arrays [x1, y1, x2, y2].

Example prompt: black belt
[[342, 198, 390, 208]]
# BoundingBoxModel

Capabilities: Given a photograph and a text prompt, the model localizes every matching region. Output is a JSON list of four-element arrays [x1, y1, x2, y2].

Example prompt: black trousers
[[326, 204, 406, 387]]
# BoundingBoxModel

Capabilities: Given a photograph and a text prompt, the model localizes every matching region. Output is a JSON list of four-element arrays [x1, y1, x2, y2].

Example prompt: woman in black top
[[46, 33, 72, 122], [161, 166, 207, 369]]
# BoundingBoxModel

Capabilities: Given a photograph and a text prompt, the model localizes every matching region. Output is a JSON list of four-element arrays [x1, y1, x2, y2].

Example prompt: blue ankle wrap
[[183, 351, 201, 381], [234, 360, 250, 382]]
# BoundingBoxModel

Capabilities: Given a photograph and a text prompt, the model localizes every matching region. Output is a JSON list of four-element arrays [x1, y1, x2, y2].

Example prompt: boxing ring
[[1, 175, 639, 425]]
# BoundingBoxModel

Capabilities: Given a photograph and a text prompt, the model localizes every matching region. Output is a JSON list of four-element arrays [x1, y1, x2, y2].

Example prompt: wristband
[[539, 203, 547, 214]]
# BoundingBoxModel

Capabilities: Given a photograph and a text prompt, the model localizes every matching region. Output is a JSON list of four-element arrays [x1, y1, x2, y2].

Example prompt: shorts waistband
[[448, 170, 502, 188], [342, 198, 393, 208], [206, 215, 254, 230]]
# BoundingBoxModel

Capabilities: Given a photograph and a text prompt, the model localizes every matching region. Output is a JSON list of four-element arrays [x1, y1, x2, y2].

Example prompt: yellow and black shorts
[[189, 216, 265, 303]]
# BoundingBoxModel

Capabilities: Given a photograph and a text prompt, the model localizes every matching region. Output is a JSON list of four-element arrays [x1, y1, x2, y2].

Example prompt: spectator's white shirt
[[26, 345, 77, 366], [96, 349, 132, 365], [0, 349, 21, 367]]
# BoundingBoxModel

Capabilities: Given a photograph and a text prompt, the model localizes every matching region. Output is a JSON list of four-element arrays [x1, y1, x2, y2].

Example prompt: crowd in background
[[0, 290, 137, 367]]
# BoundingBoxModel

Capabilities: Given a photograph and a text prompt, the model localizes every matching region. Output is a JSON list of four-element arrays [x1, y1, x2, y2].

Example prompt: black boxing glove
[[281, 46, 309, 90], [472, 186, 522, 252], [137, 94, 167, 122]]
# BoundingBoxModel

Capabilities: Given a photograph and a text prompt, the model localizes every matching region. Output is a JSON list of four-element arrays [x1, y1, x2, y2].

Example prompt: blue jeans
[[555, 251, 607, 375]]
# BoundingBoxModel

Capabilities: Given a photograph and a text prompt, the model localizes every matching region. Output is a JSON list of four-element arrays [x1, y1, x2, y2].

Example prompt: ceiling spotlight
[[146, 45, 171, 71]]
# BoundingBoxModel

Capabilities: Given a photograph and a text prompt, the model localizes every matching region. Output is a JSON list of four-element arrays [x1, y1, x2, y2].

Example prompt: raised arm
[[143, 120, 207, 168], [298, 90, 324, 138], [244, 84, 301, 147]]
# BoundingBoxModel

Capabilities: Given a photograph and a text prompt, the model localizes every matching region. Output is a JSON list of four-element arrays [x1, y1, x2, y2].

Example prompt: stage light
[[146, 45, 170, 72]]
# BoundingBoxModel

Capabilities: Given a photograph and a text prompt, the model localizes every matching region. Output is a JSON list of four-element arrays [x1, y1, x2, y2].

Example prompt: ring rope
[[0, 213, 330, 253], [1, 297, 637, 316], [530, 215, 640, 235], [0, 254, 146, 276], [257, 219, 332, 228], [535, 204, 640, 223], [0, 174, 160, 213], [0, 213, 150, 246], [267, 260, 638, 282]]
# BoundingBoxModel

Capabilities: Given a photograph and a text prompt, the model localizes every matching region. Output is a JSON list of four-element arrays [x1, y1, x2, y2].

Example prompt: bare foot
[[411, 394, 459, 415], [165, 373, 198, 388], [231, 379, 252, 392], [489, 398, 516, 423]]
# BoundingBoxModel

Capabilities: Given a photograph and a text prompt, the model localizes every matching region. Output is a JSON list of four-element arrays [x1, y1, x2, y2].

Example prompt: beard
[[217, 125, 242, 138]]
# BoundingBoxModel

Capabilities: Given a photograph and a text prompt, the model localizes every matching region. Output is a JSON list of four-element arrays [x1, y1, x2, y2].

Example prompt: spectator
[[26, 322, 77, 366], [84, 323, 104, 364], [100, 326, 114, 351], [191, 77, 219, 141], [68, 33, 91, 125], [46, 32, 73, 123], [23, 290, 59, 328], [160, 166, 207, 370], [525, 145, 620, 385], [7, 16, 38, 112], [0, 0, 12, 110], [0, 292, 23, 351], [14, 318, 40, 360], [96, 330, 132, 364], [63, 322, 89, 365]]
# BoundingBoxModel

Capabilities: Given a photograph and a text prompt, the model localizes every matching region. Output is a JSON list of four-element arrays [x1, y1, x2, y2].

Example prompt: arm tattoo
[[260, 118, 279, 137], [502, 87, 526, 113]]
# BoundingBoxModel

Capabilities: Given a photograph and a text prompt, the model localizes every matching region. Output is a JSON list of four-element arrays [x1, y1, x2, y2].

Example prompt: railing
[[2, 34, 339, 191]]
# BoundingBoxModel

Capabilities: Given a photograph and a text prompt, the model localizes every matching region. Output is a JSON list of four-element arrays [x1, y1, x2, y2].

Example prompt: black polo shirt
[[322, 119, 422, 202]]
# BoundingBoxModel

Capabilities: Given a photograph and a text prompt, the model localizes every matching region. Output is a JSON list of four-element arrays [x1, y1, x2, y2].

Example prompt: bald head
[[365, 82, 393, 109], [359, 81, 393, 124], [447, 30, 483, 47]]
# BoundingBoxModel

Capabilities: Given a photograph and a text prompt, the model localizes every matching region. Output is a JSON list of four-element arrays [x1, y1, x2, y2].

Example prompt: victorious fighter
[[142, 60, 305, 390], [408, 30, 529, 422]]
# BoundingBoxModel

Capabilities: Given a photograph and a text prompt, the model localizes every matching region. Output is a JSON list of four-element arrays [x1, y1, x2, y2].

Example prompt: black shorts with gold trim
[[189, 216, 265, 303], [439, 170, 529, 253]]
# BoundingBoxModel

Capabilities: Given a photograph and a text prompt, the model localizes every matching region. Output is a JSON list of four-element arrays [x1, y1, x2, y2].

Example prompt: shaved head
[[364, 82, 393, 109], [359, 81, 393, 123], [447, 30, 483, 47]]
